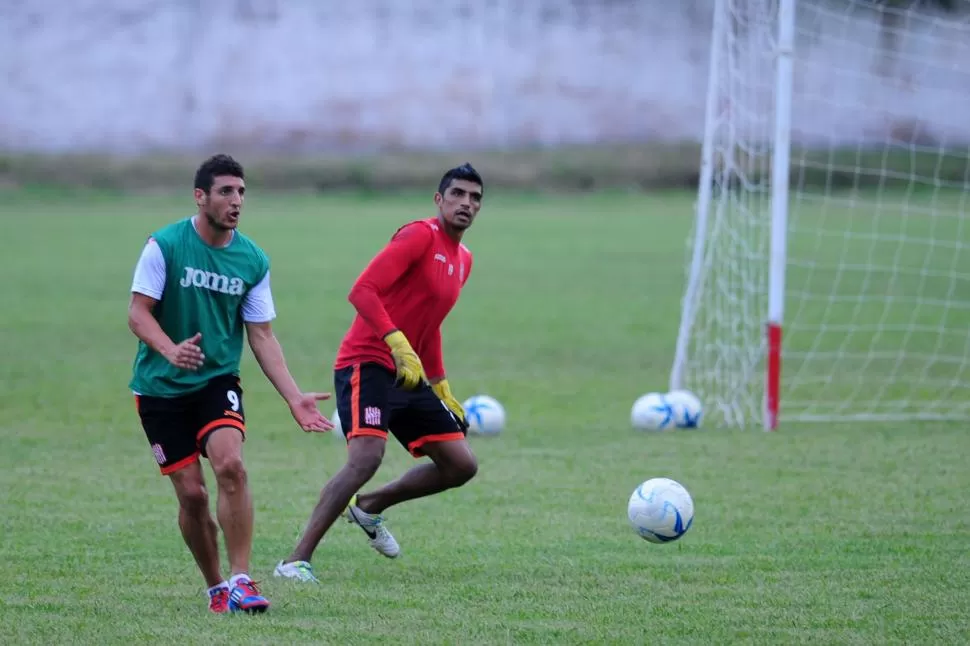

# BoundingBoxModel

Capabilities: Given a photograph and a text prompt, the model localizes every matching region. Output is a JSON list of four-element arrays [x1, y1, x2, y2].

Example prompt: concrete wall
[[2, 0, 968, 154]]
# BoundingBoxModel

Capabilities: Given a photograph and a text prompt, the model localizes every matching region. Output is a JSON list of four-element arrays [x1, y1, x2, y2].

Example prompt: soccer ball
[[462, 395, 505, 435], [331, 408, 344, 439], [627, 477, 695, 543], [630, 392, 675, 431], [666, 389, 704, 429]]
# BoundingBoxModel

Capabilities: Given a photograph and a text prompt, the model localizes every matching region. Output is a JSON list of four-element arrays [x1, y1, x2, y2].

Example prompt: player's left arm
[[427, 247, 473, 383], [427, 328, 467, 429], [429, 251, 473, 427], [242, 271, 333, 433], [424, 327, 447, 385]]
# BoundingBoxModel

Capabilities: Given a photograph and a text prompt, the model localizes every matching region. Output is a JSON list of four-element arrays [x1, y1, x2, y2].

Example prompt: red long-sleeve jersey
[[334, 218, 473, 381]]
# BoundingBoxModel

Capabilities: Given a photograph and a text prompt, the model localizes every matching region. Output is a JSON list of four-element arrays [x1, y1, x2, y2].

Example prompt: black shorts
[[134, 374, 246, 475], [334, 362, 466, 457]]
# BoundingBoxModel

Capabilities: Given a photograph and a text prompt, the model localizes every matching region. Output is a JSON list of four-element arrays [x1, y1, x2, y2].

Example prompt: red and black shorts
[[334, 362, 465, 457], [134, 374, 247, 475]]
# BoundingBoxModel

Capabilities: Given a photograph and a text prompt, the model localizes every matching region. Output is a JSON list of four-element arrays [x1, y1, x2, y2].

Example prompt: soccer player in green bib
[[127, 154, 334, 614]]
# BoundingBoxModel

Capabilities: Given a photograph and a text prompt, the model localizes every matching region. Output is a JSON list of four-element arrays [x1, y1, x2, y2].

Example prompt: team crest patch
[[364, 406, 382, 426]]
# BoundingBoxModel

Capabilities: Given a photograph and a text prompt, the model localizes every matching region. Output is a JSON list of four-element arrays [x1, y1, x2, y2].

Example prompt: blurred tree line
[[882, 0, 966, 10]]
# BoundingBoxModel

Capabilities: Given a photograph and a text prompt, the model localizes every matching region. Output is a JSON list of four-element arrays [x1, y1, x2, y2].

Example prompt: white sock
[[207, 581, 229, 596], [229, 573, 251, 587]]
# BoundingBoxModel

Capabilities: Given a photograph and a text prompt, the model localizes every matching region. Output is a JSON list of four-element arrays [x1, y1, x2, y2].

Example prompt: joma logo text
[[179, 266, 245, 295]]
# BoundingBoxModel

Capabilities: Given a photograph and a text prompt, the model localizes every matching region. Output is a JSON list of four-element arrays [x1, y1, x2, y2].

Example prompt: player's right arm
[[347, 223, 433, 388], [127, 238, 205, 371], [347, 223, 432, 335]]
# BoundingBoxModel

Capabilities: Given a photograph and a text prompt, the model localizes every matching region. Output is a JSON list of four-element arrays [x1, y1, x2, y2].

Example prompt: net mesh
[[673, 0, 970, 427]]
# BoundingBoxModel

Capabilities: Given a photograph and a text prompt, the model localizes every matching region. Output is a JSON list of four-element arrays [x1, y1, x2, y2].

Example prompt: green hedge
[[0, 143, 966, 192]]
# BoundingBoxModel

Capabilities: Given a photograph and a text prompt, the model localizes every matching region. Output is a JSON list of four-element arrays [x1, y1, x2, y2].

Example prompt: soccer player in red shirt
[[274, 164, 484, 582]]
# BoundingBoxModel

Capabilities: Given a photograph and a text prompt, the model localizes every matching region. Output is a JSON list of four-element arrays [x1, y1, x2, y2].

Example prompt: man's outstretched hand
[[288, 392, 335, 432]]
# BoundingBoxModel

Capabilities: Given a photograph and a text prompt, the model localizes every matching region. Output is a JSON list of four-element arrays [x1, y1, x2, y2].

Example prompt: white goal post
[[670, 0, 970, 430]]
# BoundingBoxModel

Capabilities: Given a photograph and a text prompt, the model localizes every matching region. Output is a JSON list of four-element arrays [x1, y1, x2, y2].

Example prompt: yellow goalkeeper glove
[[384, 330, 424, 390], [431, 379, 467, 430]]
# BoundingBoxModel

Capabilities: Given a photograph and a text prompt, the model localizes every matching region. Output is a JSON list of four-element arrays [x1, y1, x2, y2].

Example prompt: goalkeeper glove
[[431, 379, 467, 430], [384, 330, 424, 390]]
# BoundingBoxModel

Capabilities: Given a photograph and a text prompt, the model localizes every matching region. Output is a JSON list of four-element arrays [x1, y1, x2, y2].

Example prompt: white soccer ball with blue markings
[[462, 395, 505, 435], [630, 392, 675, 431], [666, 389, 704, 429], [627, 477, 694, 544]]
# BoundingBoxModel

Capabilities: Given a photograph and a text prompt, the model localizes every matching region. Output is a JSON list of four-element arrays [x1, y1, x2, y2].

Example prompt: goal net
[[670, 0, 970, 429]]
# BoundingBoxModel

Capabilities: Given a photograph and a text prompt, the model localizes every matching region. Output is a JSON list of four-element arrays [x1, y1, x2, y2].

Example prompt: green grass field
[[2, 188, 969, 645]]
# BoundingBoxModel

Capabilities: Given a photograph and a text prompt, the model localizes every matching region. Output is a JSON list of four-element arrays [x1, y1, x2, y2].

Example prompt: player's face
[[195, 175, 245, 231], [435, 179, 483, 231]]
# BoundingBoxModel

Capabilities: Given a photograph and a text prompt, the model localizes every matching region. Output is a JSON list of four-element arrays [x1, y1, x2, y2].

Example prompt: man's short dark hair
[[438, 162, 483, 195], [194, 154, 245, 193]]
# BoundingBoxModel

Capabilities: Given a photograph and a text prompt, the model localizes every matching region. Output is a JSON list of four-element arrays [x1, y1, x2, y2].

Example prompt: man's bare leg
[[206, 428, 253, 577], [355, 439, 478, 514], [169, 462, 223, 587], [286, 435, 387, 564], [206, 427, 269, 613]]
